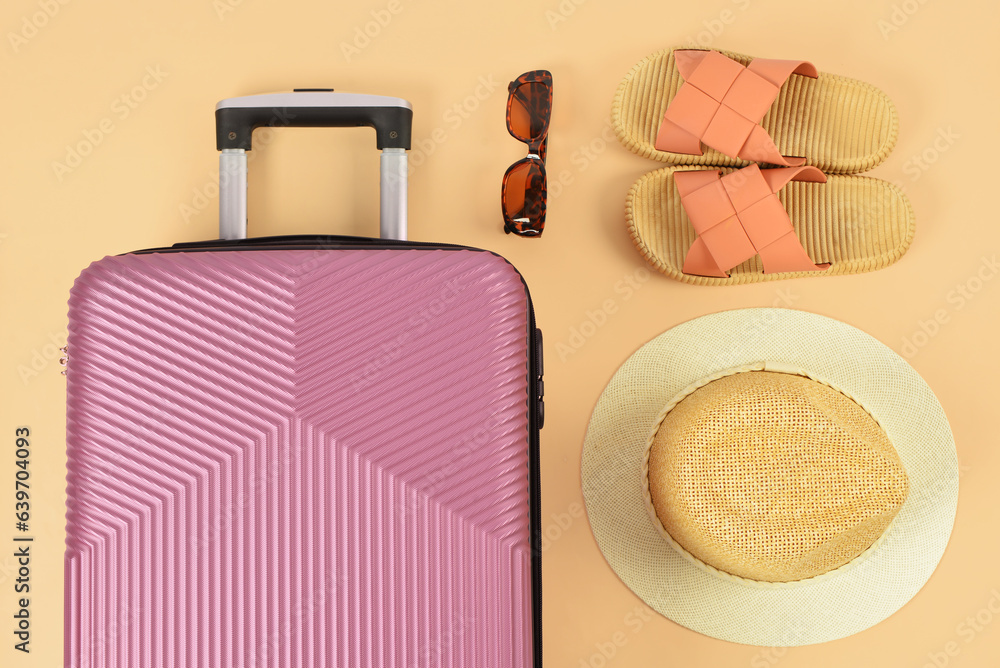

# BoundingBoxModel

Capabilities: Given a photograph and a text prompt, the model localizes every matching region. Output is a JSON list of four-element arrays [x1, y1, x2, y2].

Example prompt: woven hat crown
[[647, 370, 910, 583]]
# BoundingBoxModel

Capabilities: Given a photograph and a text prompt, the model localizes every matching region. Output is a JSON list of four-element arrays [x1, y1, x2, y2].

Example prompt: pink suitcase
[[65, 91, 543, 667]]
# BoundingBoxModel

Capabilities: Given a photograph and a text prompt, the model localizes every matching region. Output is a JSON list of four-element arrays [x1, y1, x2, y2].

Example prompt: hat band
[[640, 361, 898, 590]]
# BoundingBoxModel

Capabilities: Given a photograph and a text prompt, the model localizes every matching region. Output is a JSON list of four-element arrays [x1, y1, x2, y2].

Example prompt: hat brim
[[581, 308, 959, 646]]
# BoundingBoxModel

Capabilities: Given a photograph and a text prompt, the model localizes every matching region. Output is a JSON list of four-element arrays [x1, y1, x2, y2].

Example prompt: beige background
[[2, 0, 997, 665]]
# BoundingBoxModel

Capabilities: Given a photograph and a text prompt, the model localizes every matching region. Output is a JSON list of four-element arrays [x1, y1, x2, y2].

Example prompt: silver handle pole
[[380, 148, 408, 241], [220, 134, 408, 241], [219, 149, 248, 240]]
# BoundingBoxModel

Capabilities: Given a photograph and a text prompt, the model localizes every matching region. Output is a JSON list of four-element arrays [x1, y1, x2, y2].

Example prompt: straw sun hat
[[581, 308, 958, 646]]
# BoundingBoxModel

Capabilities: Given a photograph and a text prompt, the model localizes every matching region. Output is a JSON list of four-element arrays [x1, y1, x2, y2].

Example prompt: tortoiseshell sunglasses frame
[[502, 70, 552, 237]]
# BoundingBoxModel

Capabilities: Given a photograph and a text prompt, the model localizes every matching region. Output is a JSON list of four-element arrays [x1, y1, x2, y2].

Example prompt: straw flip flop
[[612, 48, 898, 173], [626, 164, 914, 285]]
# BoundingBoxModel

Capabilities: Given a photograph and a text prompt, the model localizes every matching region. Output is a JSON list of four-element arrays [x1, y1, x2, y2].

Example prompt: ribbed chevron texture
[[627, 166, 915, 285], [65, 248, 533, 668], [612, 47, 898, 174]]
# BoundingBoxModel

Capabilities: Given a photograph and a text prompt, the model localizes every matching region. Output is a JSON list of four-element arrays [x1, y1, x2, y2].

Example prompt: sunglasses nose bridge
[[527, 135, 547, 162]]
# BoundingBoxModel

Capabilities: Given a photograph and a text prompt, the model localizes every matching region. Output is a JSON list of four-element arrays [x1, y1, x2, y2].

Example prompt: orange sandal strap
[[655, 50, 818, 167], [675, 164, 830, 277]]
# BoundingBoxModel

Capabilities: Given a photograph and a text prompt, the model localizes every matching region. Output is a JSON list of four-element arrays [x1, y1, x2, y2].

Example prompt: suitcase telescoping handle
[[215, 90, 413, 241]]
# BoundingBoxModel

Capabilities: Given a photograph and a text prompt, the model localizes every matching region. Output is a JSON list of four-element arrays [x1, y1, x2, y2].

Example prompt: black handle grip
[[215, 92, 412, 151]]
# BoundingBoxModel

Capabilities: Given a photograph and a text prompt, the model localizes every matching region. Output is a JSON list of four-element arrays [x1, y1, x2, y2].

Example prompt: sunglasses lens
[[503, 160, 545, 234], [508, 82, 550, 142]]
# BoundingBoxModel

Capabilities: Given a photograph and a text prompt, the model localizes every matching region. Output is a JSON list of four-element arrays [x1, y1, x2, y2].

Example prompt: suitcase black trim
[[130, 234, 544, 668]]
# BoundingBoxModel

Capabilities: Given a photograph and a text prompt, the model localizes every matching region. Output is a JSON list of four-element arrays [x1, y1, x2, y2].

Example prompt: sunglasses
[[502, 70, 552, 237]]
